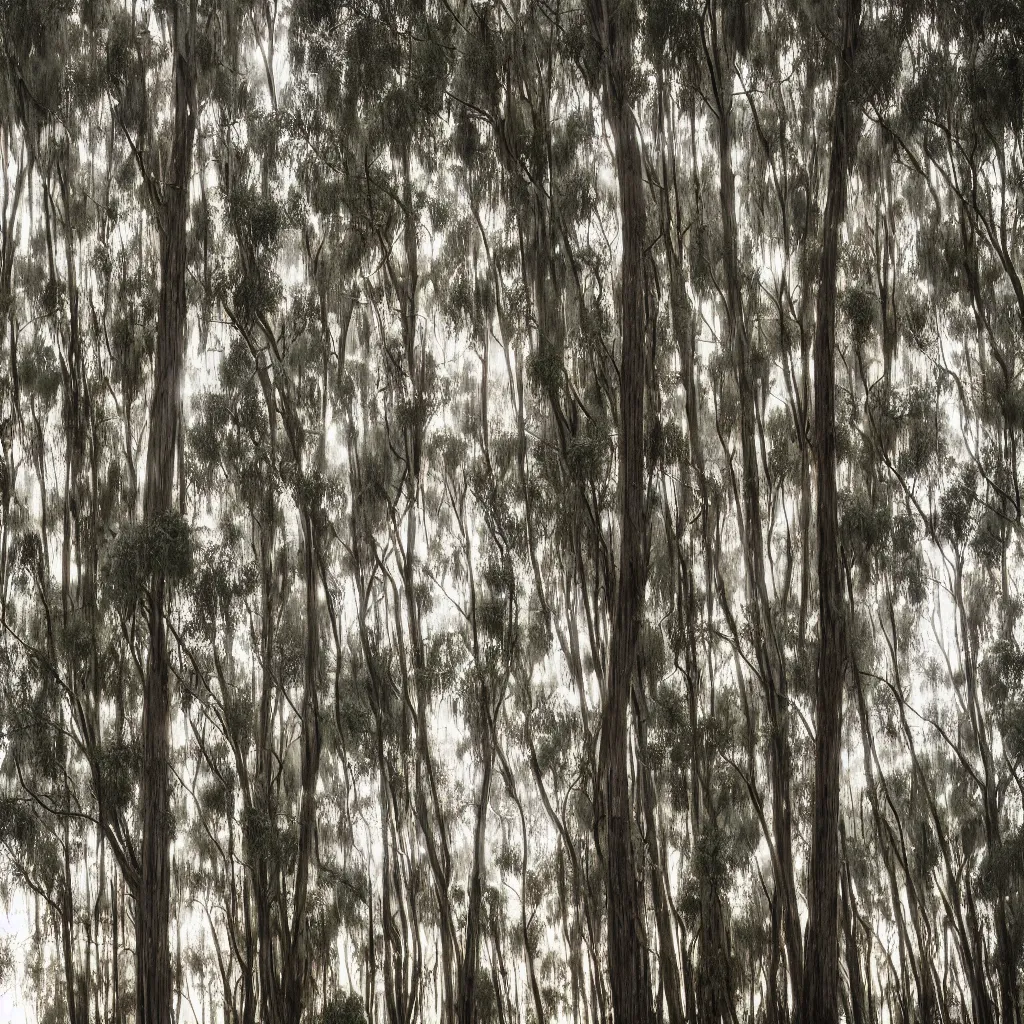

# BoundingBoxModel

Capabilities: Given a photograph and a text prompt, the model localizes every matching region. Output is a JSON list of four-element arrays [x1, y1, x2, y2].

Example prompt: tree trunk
[[800, 2, 861, 1022], [283, 510, 322, 1020], [637, 692, 685, 1024], [137, 5, 195, 1024], [458, 728, 493, 1024], [588, 1, 652, 1021]]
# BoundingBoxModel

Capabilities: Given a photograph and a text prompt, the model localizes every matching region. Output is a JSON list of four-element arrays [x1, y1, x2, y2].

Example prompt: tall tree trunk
[[457, 514, 493, 1024], [61, 823, 82, 1024], [637, 691, 685, 1024], [800, 2, 861, 1022], [458, 724, 493, 1024], [840, 824, 867, 1024], [280, 508, 322, 1022], [137, 5, 195, 1023], [588, 1, 652, 1021]]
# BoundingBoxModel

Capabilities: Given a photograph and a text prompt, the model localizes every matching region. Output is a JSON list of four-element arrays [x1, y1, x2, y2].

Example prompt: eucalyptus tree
[[799, 0, 861, 1018], [128, 2, 198, 1019], [575, 0, 654, 1019]]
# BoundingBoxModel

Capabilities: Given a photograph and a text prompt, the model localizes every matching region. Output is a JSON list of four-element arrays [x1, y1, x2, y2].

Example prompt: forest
[[0, 0, 1022, 1021]]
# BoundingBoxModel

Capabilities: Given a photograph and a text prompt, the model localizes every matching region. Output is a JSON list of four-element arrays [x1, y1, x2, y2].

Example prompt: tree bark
[[800, 2, 861, 1022], [279, 508, 322, 1022], [588, 1, 652, 1021], [137, 4, 194, 1022], [458, 722, 493, 1024]]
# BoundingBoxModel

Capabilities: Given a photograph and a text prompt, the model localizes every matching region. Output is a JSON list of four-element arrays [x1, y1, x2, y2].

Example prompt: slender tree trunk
[[588, 0, 652, 1020], [458, 520, 493, 1024], [112, 877, 119, 1024], [840, 825, 867, 1024], [280, 508, 322, 1022], [637, 691, 685, 1024], [458, 729, 493, 1024], [138, 5, 195, 1024], [800, 1, 861, 1021], [61, 833, 81, 1024]]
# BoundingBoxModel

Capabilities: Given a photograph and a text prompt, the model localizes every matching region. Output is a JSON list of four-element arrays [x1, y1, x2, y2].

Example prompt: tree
[[136, 5, 197, 1023], [585, 0, 654, 1021], [800, 1, 861, 1021]]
